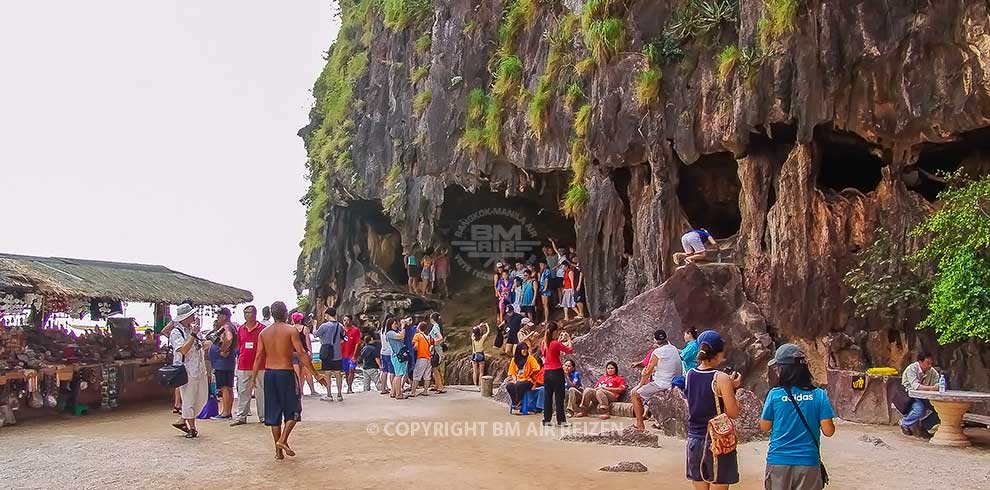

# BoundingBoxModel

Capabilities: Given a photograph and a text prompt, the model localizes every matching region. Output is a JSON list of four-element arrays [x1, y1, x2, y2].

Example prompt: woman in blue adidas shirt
[[760, 344, 836, 490]]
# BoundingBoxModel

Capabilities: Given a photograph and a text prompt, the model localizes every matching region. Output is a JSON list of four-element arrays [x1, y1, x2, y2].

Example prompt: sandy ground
[[2, 387, 989, 490]]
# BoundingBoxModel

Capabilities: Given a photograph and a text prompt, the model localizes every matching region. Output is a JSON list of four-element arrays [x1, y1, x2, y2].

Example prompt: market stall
[[0, 253, 252, 426]]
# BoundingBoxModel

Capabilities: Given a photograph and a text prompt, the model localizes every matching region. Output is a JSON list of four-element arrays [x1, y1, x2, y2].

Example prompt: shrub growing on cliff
[[575, 57, 596, 77], [564, 83, 584, 108], [498, 0, 537, 49], [910, 173, 990, 343], [383, 0, 432, 31], [844, 227, 928, 323], [528, 76, 554, 138], [634, 69, 661, 109], [413, 90, 432, 115], [562, 184, 591, 217], [466, 88, 486, 120], [585, 18, 624, 63], [410, 64, 430, 84], [717, 45, 740, 82], [574, 104, 592, 138], [758, 0, 800, 47], [492, 55, 524, 98], [415, 35, 432, 54]]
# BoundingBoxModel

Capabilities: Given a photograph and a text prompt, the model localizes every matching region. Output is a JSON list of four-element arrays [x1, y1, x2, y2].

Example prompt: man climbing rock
[[673, 228, 719, 265]]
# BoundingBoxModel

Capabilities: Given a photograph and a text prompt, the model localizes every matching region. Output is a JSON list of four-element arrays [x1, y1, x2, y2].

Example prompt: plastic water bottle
[[938, 374, 947, 393]]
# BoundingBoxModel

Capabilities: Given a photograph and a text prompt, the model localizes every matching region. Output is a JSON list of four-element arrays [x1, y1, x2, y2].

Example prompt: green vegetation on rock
[[717, 45, 740, 81], [634, 69, 661, 109], [301, 0, 377, 257], [584, 18, 624, 63], [666, 0, 737, 42], [911, 174, 990, 343], [498, 0, 537, 49], [415, 34, 432, 54], [564, 82, 584, 108], [562, 183, 591, 217], [410, 64, 430, 83], [575, 57, 596, 77], [382, 0, 432, 31], [413, 90, 432, 115], [492, 55, 524, 98], [759, 0, 800, 46], [574, 104, 592, 138]]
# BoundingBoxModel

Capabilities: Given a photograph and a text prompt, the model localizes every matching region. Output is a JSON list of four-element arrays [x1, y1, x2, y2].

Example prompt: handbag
[[785, 386, 829, 486], [396, 346, 411, 363], [702, 377, 737, 484], [158, 328, 189, 388], [430, 338, 441, 368]]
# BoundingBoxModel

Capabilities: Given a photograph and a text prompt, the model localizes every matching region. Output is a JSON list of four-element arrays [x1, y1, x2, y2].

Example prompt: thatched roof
[[0, 253, 253, 305]]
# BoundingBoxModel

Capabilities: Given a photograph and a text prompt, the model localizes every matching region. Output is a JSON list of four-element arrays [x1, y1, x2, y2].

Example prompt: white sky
[[0, 1, 340, 317]]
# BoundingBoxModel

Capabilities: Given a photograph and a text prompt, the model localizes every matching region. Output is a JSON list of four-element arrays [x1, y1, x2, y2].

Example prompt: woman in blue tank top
[[685, 330, 741, 489]]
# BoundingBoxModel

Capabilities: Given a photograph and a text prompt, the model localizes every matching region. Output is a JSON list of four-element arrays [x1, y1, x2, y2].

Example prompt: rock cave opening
[[611, 166, 640, 258], [436, 174, 577, 294], [348, 199, 405, 284], [910, 127, 990, 202], [677, 152, 742, 239], [815, 127, 886, 194]]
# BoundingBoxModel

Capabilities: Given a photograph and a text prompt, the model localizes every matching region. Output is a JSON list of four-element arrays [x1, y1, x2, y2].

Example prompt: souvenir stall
[[0, 254, 252, 427]]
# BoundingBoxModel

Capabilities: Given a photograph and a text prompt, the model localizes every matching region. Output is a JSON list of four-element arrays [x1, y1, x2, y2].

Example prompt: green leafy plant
[[717, 45, 740, 81], [410, 64, 430, 83], [580, 0, 612, 31], [415, 35, 432, 54], [384, 164, 403, 189], [413, 90, 432, 114], [491, 55, 524, 98], [528, 76, 554, 137], [759, 0, 800, 45], [569, 138, 589, 183], [910, 173, 990, 343], [466, 88, 486, 120], [482, 101, 502, 154], [574, 104, 592, 138], [666, 0, 738, 42], [584, 18, 624, 62], [844, 227, 929, 322], [562, 184, 591, 217], [575, 57, 596, 76], [498, 0, 537, 49], [382, 0, 432, 31], [634, 69, 661, 109], [564, 82, 584, 108], [738, 46, 769, 86]]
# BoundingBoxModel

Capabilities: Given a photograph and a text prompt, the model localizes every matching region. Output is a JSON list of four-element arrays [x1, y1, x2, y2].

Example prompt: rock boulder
[[571, 264, 774, 397], [646, 387, 768, 444]]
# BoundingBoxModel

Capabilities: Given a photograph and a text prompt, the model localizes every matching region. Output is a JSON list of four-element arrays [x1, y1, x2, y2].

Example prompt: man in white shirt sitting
[[631, 329, 682, 430]]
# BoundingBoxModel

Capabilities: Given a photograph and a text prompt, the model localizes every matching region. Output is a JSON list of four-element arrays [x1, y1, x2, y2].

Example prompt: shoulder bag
[[702, 374, 737, 484], [784, 386, 829, 486], [158, 328, 189, 388]]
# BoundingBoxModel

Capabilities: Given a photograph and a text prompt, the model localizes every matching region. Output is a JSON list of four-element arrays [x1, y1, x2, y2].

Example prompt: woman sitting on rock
[[505, 343, 541, 414], [564, 359, 583, 417], [573, 361, 626, 420]]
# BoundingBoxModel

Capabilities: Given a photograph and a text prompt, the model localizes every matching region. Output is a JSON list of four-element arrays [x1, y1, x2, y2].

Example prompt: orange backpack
[[702, 378, 737, 483]]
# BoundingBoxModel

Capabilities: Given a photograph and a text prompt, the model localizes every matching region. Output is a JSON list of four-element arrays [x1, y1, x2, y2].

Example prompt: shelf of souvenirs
[[0, 354, 166, 386]]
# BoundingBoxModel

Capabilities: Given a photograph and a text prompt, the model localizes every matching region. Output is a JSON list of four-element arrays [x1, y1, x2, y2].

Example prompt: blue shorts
[[263, 369, 301, 427], [381, 355, 395, 374], [391, 356, 408, 377], [342, 358, 356, 373], [686, 436, 738, 484]]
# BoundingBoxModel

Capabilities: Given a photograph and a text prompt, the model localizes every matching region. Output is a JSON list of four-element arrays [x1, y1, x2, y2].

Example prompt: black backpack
[[396, 345, 411, 363]]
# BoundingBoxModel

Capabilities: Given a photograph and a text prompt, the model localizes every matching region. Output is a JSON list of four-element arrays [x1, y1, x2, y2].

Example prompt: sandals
[[172, 422, 190, 433], [184, 429, 198, 438]]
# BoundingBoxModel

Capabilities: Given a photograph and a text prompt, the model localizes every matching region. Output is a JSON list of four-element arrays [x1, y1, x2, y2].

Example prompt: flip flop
[[276, 442, 295, 457]]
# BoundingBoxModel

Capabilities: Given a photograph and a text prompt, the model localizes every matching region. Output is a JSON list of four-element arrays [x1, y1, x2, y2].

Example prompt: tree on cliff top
[[910, 173, 990, 344]]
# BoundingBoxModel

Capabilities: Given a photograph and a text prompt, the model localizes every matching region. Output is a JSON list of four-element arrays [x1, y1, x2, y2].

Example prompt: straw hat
[[174, 304, 196, 323]]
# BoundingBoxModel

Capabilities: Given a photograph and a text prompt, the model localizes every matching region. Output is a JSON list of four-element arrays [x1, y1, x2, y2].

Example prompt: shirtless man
[[251, 301, 327, 460]]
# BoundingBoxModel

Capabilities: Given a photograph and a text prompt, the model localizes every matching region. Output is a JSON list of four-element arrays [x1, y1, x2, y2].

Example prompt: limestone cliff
[[297, 0, 990, 392]]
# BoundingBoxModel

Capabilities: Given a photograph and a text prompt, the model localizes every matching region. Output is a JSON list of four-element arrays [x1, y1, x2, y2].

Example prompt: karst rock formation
[[296, 0, 990, 393]]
